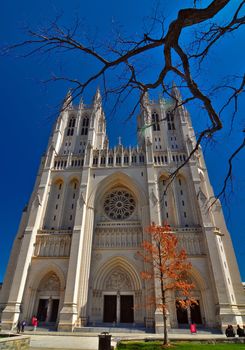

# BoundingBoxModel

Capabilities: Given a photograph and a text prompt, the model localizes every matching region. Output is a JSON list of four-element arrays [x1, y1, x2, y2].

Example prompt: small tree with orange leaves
[[140, 223, 195, 346]]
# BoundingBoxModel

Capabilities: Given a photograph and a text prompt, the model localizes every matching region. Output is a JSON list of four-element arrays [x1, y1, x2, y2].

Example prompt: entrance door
[[176, 301, 188, 324], [50, 299, 59, 322], [190, 300, 202, 324], [103, 295, 117, 322], [120, 295, 134, 323], [37, 299, 48, 322]]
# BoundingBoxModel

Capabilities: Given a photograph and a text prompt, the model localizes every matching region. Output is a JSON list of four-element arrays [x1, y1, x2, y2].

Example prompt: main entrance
[[37, 298, 60, 323], [103, 294, 134, 323], [176, 300, 202, 325]]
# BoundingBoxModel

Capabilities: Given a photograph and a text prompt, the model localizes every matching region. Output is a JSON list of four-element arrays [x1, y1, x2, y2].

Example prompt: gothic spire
[[62, 89, 72, 110], [171, 82, 182, 102], [93, 87, 102, 106]]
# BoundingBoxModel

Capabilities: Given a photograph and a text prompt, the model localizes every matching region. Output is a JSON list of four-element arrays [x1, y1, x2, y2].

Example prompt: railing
[[53, 156, 84, 170], [93, 224, 143, 249], [34, 233, 71, 257], [173, 227, 204, 255]]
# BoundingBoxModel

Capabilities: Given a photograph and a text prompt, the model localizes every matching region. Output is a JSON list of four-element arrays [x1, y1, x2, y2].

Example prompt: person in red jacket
[[190, 323, 197, 334], [32, 315, 38, 331]]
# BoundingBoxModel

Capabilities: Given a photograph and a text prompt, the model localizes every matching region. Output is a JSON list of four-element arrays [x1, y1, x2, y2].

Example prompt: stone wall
[[0, 335, 30, 350]]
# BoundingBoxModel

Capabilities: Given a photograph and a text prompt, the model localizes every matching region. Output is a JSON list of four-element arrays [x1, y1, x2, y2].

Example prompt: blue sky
[[0, 1, 244, 282]]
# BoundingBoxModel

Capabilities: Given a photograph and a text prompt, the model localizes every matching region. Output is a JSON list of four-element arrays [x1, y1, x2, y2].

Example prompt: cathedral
[[0, 86, 244, 332]]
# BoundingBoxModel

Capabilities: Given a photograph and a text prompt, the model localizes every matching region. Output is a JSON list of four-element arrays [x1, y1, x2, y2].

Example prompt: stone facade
[[0, 87, 244, 332]]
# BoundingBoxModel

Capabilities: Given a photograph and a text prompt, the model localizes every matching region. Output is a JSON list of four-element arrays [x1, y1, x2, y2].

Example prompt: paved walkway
[[30, 335, 99, 350], [27, 332, 228, 350]]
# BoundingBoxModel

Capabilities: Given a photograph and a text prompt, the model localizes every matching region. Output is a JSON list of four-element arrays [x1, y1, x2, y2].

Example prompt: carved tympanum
[[105, 271, 132, 290]]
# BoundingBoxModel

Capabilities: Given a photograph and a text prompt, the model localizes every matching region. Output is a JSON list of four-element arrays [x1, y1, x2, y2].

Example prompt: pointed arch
[[43, 177, 65, 229], [175, 174, 197, 226], [29, 263, 66, 291], [158, 173, 177, 226], [61, 177, 79, 229], [93, 256, 142, 291], [87, 172, 148, 210]]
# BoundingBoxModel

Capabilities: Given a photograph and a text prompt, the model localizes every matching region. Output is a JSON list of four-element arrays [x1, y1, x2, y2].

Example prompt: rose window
[[104, 189, 136, 220]]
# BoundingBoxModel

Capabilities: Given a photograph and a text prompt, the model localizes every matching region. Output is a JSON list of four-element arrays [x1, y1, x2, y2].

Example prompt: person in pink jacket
[[32, 316, 38, 331]]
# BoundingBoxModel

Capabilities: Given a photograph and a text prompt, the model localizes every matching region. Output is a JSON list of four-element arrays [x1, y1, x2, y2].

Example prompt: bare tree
[[4, 0, 245, 200]]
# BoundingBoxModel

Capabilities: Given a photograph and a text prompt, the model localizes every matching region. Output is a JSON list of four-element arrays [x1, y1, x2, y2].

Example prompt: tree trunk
[[163, 310, 168, 345]]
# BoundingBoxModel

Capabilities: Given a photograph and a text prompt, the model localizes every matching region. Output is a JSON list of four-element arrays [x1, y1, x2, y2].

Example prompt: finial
[[79, 96, 84, 108], [93, 87, 102, 103], [171, 81, 182, 101], [62, 89, 72, 110]]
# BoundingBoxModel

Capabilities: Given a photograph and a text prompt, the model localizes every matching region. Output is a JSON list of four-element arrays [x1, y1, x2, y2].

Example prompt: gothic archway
[[91, 257, 143, 324], [33, 272, 62, 324]]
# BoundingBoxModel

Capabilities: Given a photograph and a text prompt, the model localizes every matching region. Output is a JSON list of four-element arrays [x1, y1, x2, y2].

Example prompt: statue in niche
[[106, 271, 131, 290], [150, 189, 158, 206], [79, 190, 86, 208], [197, 188, 211, 222], [33, 191, 42, 208]]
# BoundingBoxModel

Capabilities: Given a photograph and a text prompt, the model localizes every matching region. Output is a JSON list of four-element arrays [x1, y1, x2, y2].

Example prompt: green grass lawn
[[117, 341, 245, 350]]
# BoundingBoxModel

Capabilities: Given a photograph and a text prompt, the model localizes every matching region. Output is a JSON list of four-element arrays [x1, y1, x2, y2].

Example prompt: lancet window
[[81, 116, 89, 135], [152, 112, 160, 131], [167, 111, 175, 130]]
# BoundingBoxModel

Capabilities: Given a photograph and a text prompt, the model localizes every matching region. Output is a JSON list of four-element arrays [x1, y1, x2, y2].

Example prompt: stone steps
[[74, 324, 149, 334], [74, 325, 221, 335]]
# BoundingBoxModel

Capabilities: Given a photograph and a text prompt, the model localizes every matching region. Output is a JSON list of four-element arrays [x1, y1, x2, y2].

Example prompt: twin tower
[[0, 87, 244, 332]]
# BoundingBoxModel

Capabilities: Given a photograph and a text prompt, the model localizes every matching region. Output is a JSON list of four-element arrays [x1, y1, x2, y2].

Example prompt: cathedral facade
[[0, 87, 244, 332]]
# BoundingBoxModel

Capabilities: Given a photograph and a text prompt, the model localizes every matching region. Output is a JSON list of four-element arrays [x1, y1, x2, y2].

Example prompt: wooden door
[[103, 295, 117, 322], [120, 295, 134, 323]]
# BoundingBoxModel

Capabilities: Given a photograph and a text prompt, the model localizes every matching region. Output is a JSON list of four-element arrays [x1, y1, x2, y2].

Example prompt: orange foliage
[[139, 222, 195, 310]]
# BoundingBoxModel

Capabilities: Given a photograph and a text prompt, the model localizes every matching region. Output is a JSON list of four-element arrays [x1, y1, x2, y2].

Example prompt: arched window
[[152, 112, 160, 131], [124, 154, 129, 164], [43, 179, 64, 230], [108, 155, 113, 165], [67, 117, 76, 136], [81, 116, 89, 135], [176, 176, 196, 226], [158, 176, 177, 226], [167, 111, 175, 130], [61, 179, 79, 229], [100, 156, 106, 165], [116, 155, 121, 165], [98, 117, 104, 132]]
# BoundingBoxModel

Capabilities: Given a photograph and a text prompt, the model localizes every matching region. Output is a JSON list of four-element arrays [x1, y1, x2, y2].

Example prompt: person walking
[[32, 315, 38, 331], [21, 320, 26, 332]]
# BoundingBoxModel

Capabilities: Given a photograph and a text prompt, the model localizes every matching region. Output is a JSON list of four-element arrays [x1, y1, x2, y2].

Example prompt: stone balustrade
[[93, 225, 204, 255], [93, 224, 143, 249], [34, 233, 71, 257]]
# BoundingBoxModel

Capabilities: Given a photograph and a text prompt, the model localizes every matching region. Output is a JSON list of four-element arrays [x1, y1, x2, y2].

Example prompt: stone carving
[[95, 253, 102, 261], [40, 274, 60, 291], [35, 191, 42, 207], [150, 189, 158, 206], [105, 272, 132, 290], [79, 190, 86, 208], [93, 226, 142, 249], [34, 234, 71, 257]]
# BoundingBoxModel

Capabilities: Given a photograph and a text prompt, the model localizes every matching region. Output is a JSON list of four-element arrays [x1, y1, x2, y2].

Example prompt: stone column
[[78, 207, 95, 319], [46, 297, 53, 322], [116, 291, 120, 323], [1, 179, 49, 331], [203, 226, 239, 327], [58, 205, 94, 331]]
